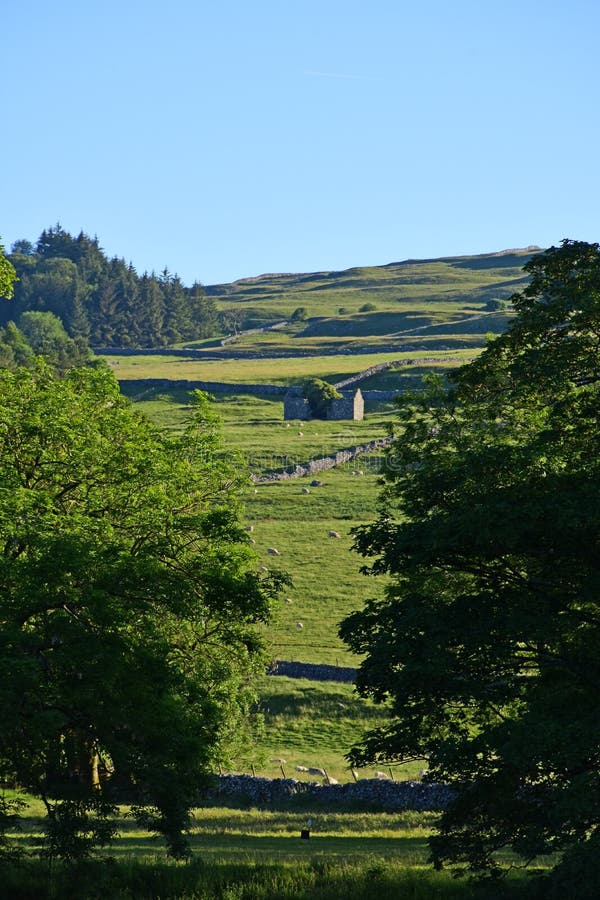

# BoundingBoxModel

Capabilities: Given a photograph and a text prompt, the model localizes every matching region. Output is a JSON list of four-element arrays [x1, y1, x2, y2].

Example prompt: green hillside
[[192, 248, 537, 356]]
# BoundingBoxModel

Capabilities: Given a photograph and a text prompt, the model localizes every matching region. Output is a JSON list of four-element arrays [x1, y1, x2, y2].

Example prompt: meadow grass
[[4, 800, 547, 899], [246, 467, 386, 666], [108, 348, 473, 385], [235, 675, 418, 783], [126, 390, 398, 471]]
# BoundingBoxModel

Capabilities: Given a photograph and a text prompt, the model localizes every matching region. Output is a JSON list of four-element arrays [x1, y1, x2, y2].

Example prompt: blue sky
[[2, 0, 599, 285]]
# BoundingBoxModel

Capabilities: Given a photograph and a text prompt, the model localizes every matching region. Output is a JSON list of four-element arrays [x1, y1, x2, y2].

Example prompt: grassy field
[[5, 798, 546, 899], [235, 675, 416, 783], [130, 390, 396, 470], [109, 348, 473, 385]]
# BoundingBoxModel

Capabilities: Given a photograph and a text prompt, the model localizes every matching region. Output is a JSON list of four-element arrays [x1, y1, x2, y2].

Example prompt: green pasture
[[108, 348, 474, 385], [121, 389, 392, 669], [5, 798, 547, 899], [125, 390, 397, 467], [246, 470, 385, 667], [236, 676, 420, 783]]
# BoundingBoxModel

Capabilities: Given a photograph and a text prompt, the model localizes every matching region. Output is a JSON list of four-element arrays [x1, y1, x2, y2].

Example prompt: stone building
[[283, 387, 364, 421]]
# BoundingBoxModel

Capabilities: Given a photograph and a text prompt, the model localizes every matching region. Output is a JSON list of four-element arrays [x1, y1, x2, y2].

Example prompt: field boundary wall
[[207, 774, 454, 811]]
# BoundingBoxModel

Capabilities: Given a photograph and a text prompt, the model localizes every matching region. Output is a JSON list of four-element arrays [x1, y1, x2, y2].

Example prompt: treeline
[[4, 225, 219, 348]]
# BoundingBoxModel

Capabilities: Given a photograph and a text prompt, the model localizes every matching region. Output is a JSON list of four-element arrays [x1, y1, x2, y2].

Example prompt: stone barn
[[283, 387, 364, 421]]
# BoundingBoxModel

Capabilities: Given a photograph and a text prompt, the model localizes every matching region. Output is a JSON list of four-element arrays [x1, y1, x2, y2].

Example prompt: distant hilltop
[[210, 247, 543, 291]]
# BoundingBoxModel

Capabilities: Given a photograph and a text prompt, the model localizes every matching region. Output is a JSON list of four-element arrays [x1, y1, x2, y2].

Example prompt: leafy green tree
[[18, 311, 89, 369], [0, 240, 17, 300], [340, 241, 600, 894], [484, 297, 509, 311], [13, 257, 89, 337], [0, 321, 35, 369], [302, 377, 343, 418], [290, 306, 308, 323], [0, 365, 284, 859]]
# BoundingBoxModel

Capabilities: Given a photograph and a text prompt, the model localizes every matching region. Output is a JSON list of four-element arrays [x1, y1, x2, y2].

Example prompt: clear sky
[[2, 0, 599, 286]]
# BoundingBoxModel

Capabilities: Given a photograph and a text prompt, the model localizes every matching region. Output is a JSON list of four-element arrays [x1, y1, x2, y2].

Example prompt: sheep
[[260, 565, 269, 572], [310, 479, 322, 487], [301, 487, 310, 494], [271, 757, 286, 764], [285, 598, 293, 604], [298, 431, 304, 437], [295, 765, 309, 772], [308, 767, 326, 777], [375, 771, 390, 780], [328, 531, 341, 539], [295, 622, 304, 630], [247, 538, 256, 544], [267, 548, 280, 555], [245, 525, 254, 533]]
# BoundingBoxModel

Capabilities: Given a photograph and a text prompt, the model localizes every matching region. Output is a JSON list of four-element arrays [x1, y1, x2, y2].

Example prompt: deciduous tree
[[0, 240, 16, 300], [0, 365, 283, 859], [340, 241, 600, 895]]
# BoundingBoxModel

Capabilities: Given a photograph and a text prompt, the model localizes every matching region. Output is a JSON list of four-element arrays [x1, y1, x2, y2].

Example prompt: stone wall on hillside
[[121, 378, 402, 404], [333, 356, 458, 390], [120, 378, 287, 396], [205, 774, 454, 812], [252, 436, 393, 483], [268, 660, 357, 683]]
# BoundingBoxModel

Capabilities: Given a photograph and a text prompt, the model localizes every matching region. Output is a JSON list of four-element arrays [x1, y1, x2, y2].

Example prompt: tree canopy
[[301, 377, 343, 418], [0, 363, 284, 859], [5, 225, 218, 349], [340, 240, 600, 895], [0, 240, 17, 300]]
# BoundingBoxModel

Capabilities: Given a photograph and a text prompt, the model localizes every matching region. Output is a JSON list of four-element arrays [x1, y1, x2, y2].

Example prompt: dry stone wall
[[333, 356, 458, 390], [252, 437, 394, 483], [120, 378, 287, 396], [206, 774, 454, 811], [268, 660, 357, 683]]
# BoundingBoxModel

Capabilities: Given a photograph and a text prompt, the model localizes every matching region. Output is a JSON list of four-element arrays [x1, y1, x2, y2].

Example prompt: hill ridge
[[207, 247, 542, 292]]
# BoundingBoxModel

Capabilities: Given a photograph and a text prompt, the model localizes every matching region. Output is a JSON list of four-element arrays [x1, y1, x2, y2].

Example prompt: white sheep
[[302, 487, 310, 494], [328, 531, 341, 539], [295, 622, 304, 630], [267, 548, 280, 555], [245, 525, 254, 532]]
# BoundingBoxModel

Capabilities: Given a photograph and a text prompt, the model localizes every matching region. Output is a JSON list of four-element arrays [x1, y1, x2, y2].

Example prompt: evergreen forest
[[4, 225, 218, 350]]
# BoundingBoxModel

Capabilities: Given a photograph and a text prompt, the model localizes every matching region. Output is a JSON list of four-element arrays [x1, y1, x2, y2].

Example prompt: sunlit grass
[[108, 348, 473, 385]]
